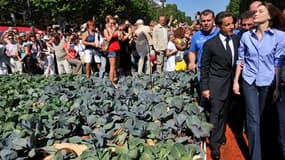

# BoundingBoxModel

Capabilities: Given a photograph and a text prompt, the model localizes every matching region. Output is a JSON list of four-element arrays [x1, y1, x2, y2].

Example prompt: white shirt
[[219, 33, 234, 65], [5, 41, 18, 57], [165, 41, 176, 72]]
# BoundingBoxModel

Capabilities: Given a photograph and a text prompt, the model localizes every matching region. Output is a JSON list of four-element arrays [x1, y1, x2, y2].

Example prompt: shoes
[[113, 77, 119, 83], [221, 137, 226, 145], [112, 82, 118, 89], [210, 146, 220, 160], [211, 151, 220, 160]]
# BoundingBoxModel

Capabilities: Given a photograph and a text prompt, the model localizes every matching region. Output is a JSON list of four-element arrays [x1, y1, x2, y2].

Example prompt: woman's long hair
[[261, 2, 285, 31]]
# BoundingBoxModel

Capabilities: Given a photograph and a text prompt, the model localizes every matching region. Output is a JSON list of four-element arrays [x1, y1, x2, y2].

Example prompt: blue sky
[[165, 0, 230, 19]]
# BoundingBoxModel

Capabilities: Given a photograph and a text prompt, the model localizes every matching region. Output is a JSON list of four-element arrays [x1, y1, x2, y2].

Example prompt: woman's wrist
[[233, 78, 239, 83]]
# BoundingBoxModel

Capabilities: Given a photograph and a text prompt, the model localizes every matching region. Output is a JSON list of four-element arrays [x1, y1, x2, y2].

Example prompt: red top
[[63, 42, 77, 59], [108, 33, 120, 52]]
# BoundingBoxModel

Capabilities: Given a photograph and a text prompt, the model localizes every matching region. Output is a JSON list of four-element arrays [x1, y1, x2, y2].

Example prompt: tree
[[0, 0, 192, 28], [227, 0, 240, 17], [0, 0, 20, 25], [164, 4, 191, 25], [31, 0, 88, 24]]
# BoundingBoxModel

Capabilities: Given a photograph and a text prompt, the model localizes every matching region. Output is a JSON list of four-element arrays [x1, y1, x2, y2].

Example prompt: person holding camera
[[103, 16, 122, 87], [0, 30, 23, 74], [82, 19, 106, 78]]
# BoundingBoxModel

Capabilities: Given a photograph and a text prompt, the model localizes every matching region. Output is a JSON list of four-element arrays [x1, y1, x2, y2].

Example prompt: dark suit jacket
[[200, 34, 240, 101]]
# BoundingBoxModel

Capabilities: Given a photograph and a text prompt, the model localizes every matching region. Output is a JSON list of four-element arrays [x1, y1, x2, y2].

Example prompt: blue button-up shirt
[[237, 28, 285, 86]]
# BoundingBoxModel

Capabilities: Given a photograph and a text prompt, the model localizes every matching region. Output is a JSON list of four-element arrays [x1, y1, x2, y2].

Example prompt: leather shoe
[[210, 147, 220, 160], [211, 151, 220, 160], [221, 137, 226, 145]]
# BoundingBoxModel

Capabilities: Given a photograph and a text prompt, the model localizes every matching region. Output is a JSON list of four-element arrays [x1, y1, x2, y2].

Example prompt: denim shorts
[[107, 51, 117, 58]]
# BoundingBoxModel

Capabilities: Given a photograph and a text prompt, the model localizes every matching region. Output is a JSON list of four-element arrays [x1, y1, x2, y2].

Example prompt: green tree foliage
[[227, 0, 240, 17], [0, 0, 191, 28], [164, 4, 191, 24], [0, 0, 18, 24], [0, 0, 9, 10]]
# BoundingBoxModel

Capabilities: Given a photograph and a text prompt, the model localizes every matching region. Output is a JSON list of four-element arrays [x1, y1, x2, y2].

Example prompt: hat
[[135, 19, 144, 25], [19, 32, 25, 37], [43, 35, 49, 40]]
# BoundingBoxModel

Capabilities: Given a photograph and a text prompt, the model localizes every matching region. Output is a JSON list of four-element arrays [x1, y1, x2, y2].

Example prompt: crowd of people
[[0, 14, 195, 86], [1, 1, 285, 160]]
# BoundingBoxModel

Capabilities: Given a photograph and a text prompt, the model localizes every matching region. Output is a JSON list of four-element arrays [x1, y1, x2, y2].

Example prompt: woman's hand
[[233, 81, 240, 95]]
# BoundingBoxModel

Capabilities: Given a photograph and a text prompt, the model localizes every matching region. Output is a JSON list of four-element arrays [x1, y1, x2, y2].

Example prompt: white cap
[[43, 35, 49, 40], [135, 19, 144, 25], [19, 32, 25, 37]]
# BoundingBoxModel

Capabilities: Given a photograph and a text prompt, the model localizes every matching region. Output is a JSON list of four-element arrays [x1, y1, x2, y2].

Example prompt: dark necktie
[[226, 36, 233, 65]]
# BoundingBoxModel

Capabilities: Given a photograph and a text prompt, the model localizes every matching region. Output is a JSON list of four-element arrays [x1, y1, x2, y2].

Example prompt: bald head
[[249, 1, 262, 12]]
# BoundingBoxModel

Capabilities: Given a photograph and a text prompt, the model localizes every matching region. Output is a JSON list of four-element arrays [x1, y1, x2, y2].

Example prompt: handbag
[[175, 59, 187, 71]]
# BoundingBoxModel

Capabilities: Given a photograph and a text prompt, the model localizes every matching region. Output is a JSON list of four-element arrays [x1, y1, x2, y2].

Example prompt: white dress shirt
[[219, 33, 234, 65]]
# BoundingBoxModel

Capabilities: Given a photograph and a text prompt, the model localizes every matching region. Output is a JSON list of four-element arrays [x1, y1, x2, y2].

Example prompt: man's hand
[[272, 87, 280, 103], [188, 62, 196, 72], [202, 90, 210, 100]]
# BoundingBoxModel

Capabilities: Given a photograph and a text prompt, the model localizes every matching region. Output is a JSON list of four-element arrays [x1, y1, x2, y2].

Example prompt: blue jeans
[[242, 81, 269, 160], [277, 86, 285, 156]]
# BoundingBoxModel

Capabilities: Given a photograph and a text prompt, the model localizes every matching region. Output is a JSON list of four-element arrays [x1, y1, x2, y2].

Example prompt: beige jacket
[[152, 24, 168, 51]]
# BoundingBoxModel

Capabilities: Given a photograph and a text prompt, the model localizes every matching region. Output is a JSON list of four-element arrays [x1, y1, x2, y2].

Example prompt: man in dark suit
[[200, 11, 239, 160]]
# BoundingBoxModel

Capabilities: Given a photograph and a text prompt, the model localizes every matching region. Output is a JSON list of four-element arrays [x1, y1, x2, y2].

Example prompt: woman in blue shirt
[[233, 2, 285, 160]]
